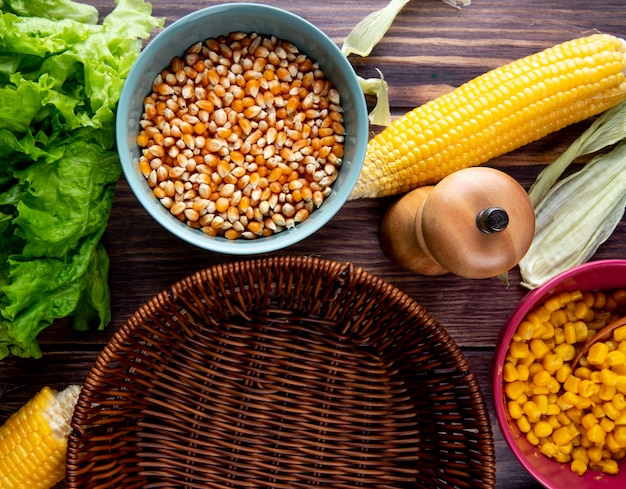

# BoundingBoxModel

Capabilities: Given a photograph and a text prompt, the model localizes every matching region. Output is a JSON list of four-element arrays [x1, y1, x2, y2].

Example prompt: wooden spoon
[[570, 315, 626, 370]]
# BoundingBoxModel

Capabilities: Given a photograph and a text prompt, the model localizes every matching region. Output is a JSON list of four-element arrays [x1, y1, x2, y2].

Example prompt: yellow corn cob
[[350, 33, 626, 199], [0, 385, 80, 489]]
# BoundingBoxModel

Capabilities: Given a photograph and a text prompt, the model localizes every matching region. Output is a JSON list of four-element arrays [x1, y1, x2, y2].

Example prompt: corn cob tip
[[0, 384, 81, 489]]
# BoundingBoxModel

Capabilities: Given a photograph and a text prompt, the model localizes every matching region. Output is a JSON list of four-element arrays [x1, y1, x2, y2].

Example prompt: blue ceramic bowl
[[117, 3, 368, 254]]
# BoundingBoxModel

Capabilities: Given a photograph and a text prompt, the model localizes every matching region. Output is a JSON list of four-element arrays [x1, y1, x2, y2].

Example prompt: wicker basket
[[66, 256, 495, 488]]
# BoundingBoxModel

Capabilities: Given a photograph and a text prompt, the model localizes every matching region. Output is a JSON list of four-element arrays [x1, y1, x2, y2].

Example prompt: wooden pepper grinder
[[379, 167, 536, 279]]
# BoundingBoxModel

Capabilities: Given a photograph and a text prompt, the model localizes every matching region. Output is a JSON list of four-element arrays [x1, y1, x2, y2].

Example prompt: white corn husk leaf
[[358, 71, 391, 126], [341, 0, 470, 57], [342, 0, 470, 126], [528, 100, 626, 206], [519, 142, 626, 290], [341, 0, 411, 58]]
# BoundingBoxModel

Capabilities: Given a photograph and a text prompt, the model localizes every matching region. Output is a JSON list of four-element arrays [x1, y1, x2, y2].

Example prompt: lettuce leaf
[[0, 0, 163, 359]]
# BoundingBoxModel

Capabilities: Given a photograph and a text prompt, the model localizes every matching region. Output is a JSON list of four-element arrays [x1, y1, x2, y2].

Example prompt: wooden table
[[1, 0, 625, 487]]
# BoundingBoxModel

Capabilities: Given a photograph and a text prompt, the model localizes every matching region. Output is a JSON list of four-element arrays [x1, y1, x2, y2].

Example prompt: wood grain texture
[[1, 1, 626, 488]]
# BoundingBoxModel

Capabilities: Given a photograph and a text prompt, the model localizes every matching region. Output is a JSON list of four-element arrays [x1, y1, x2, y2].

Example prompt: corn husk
[[519, 141, 626, 289], [528, 100, 626, 206], [341, 0, 411, 58], [358, 70, 391, 126], [341, 0, 470, 126]]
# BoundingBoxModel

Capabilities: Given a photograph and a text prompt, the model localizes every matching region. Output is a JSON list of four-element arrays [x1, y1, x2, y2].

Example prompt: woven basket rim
[[66, 255, 496, 489]]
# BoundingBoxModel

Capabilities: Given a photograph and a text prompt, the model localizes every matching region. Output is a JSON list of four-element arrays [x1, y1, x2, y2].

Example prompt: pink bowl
[[493, 259, 626, 488]]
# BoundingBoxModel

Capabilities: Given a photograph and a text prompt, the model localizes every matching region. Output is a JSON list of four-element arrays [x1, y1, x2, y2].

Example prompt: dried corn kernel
[[137, 32, 344, 240]]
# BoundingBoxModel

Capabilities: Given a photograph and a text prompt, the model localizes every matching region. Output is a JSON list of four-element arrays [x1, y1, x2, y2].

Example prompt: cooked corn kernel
[[503, 287, 626, 476]]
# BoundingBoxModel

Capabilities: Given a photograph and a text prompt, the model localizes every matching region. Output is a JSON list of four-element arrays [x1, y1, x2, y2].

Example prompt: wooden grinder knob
[[380, 167, 536, 278]]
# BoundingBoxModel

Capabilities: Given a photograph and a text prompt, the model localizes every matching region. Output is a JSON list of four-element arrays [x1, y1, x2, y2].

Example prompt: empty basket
[[66, 256, 495, 488]]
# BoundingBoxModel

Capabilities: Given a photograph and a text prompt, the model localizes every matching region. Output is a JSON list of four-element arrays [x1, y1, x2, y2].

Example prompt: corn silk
[[0, 0, 163, 359], [520, 101, 626, 289]]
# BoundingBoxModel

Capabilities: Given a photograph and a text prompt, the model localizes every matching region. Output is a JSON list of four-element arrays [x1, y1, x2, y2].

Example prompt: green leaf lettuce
[[0, 0, 163, 359]]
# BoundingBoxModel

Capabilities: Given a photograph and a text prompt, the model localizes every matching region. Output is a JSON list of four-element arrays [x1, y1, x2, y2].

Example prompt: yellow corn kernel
[[553, 425, 578, 446], [573, 301, 590, 320], [532, 369, 553, 387], [547, 377, 562, 394], [612, 393, 626, 411], [554, 364, 572, 384], [614, 411, 626, 425], [516, 364, 530, 381], [578, 379, 596, 398], [530, 339, 551, 359], [575, 396, 592, 410], [509, 341, 530, 359], [503, 362, 519, 382], [573, 321, 590, 343], [534, 394, 549, 414], [586, 423, 607, 444], [508, 400, 523, 420], [588, 342, 610, 366], [554, 450, 572, 463], [616, 375, 626, 394], [0, 385, 80, 489], [544, 296, 563, 313], [592, 403, 607, 419], [547, 414, 562, 429], [572, 447, 589, 465], [600, 384, 617, 402], [588, 446, 604, 463], [574, 366, 592, 380], [554, 343, 576, 362], [517, 415, 532, 434], [542, 353, 563, 374], [614, 426, 626, 445], [601, 417, 616, 433], [540, 442, 559, 458], [613, 325, 626, 342], [558, 391, 579, 410], [526, 430, 540, 446], [568, 290, 584, 303], [551, 309, 568, 328], [534, 420, 554, 438], [612, 362, 626, 375], [605, 433, 622, 453], [516, 320, 536, 340], [557, 411, 572, 426], [350, 34, 626, 199], [529, 362, 544, 378], [599, 458, 619, 475], [566, 407, 584, 424], [600, 368, 619, 387], [570, 459, 588, 476], [523, 400, 542, 423], [505, 380, 528, 400], [607, 350, 626, 367], [563, 322, 578, 345], [580, 434, 593, 448], [563, 375, 581, 394], [581, 412, 599, 431], [547, 403, 561, 417], [554, 327, 566, 345], [604, 400, 620, 420]]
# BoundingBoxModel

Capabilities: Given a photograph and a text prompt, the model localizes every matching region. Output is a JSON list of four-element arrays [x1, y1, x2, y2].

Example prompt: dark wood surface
[[2, 0, 626, 487]]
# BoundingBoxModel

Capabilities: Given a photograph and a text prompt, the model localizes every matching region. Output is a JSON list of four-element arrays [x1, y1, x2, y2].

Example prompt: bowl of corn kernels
[[494, 259, 626, 488], [116, 3, 368, 254]]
